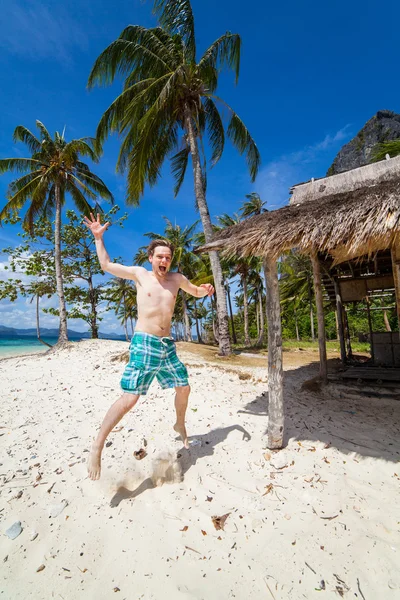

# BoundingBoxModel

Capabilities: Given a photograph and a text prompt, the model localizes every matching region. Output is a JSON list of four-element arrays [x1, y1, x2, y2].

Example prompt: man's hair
[[147, 239, 174, 258]]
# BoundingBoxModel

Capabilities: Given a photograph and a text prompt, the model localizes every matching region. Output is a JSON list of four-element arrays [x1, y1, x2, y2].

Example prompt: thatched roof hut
[[198, 166, 400, 264], [197, 155, 400, 451]]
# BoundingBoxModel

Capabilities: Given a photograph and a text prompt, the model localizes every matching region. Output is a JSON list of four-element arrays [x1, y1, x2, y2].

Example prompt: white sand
[[1, 339, 399, 599]]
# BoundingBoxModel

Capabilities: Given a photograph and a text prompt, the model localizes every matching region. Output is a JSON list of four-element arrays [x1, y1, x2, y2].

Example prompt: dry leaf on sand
[[133, 448, 147, 460], [211, 513, 231, 531]]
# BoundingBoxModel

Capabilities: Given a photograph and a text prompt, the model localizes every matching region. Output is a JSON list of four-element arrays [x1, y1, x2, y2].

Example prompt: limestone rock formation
[[327, 110, 400, 176]]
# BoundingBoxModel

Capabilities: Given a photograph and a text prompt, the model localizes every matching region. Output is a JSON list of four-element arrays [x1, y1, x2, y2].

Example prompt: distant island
[[0, 324, 127, 340]]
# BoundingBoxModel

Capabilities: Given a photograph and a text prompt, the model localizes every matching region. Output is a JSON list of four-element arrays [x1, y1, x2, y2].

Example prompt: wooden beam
[[263, 257, 284, 449], [391, 239, 400, 337], [333, 279, 346, 365], [310, 251, 328, 383]]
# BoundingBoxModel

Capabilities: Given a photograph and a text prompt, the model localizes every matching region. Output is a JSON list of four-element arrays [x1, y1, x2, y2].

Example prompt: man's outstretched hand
[[83, 213, 110, 239], [200, 283, 215, 297]]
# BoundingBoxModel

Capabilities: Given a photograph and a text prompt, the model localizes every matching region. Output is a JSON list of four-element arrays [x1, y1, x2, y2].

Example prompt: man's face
[[149, 246, 172, 278]]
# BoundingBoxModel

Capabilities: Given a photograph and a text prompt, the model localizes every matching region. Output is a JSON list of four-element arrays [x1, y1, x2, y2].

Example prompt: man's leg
[[87, 392, 140, 480], [173, 385, 190, 449]]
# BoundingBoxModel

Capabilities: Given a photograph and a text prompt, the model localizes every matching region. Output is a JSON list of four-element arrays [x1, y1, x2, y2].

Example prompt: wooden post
[[344, 308, 353, 359], [263, 257, 284, 449], [333, 279, 347, 365], [391, 241, 400, 337], [310, 251, 328, 383], [365, 295, 375, 363]]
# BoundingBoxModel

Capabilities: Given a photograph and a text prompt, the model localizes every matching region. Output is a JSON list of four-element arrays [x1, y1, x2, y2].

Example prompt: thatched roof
[[291, 154, 400, 205], [197, 179, 400, 263]]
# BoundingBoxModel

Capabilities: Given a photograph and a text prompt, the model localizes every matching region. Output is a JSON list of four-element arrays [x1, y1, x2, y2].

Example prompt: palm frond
[[67, 173, 97, 200], [203, 97, 225, 165], [0, 173, 46, 221], [22, 179, 51, 232], [198, 33, 241, 85], [13, 126, 42, 153], [63, 138, 98, 163], [66, 181, 93, 216], [35, 120, 53, 143], [125, 100, 178, 203], [88, 30, 171, 89], [153, 0, 196, 61], [0, 158, 45, 174], [171, 145, 189, 196], [74, 169, 114, 202], [95, 79, 157, 149]]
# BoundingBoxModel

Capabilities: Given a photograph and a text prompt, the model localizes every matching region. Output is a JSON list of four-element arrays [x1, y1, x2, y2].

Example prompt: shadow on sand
[[110, 358, 400, 507], [110, 425, 251, 507]]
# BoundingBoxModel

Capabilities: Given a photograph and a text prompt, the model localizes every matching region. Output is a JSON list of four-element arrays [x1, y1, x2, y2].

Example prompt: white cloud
[[0, 0, 87, 63], [0, 256, 34, 284]]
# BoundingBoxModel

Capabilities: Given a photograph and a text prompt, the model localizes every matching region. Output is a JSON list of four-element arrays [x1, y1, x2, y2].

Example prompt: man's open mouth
[[159, 266, 166, 272]]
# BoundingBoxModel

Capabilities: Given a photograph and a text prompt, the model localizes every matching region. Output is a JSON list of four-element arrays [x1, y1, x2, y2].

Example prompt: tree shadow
[[109, 425, 251, 508], [241, 359, 400, 462]]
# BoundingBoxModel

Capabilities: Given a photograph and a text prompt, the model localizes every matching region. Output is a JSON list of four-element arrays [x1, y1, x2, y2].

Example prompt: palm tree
[[217, 212, 258, 346], [280, 251, 316, 341], [28, 280, 55, 348], [240, 192, 267, 218], [87, 0, 260, 356], [247, 264, 265, 346], [106, 278, 137, 341], [0, 121, 113, 345]]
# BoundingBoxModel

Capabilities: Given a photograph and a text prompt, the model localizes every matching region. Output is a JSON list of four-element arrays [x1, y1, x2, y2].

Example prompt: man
[[84, 213, 214, 480]]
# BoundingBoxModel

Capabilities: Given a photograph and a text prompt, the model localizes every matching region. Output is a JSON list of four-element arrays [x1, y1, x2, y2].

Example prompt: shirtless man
[[84, 213, 214, 480]]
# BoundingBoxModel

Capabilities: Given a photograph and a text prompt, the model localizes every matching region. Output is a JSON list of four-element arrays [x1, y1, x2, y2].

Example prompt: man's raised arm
[[179, 274, 214, 298], [83, 213, 139, 281]]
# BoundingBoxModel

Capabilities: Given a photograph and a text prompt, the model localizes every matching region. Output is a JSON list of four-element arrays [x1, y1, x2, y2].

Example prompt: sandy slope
[[1, 340, 399, 600]]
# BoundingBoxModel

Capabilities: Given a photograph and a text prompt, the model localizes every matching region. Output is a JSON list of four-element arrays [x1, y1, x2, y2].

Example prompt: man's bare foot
[[174, 423, 189, 449], [87, 443, 102, 480]]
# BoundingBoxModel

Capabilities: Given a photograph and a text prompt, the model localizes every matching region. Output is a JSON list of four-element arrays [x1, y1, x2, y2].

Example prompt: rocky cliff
[[327, 110, 400, 176]]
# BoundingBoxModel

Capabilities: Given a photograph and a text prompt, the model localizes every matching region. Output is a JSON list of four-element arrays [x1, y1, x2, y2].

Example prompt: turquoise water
[[0, 336, 60, 358]]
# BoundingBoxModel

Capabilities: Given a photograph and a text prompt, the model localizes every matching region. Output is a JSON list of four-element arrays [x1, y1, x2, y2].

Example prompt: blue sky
[[0, 0, 399, 333]]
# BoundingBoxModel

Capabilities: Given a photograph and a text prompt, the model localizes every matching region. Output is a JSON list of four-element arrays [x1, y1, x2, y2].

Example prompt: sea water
[[0, 335, 60, 359]]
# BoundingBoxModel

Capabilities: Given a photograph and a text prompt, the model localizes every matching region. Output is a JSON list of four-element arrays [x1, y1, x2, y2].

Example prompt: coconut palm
[[106, 278, 137, 341], [240, 192, 267, 218], [28, 279, 55, 348], [280, 251, 316, 341], [0, 121, 113, 344], [88, 0, 260, 355]]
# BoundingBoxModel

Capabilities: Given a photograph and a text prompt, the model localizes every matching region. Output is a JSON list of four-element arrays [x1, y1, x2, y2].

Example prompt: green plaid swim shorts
[[120, 332, 189, 395]]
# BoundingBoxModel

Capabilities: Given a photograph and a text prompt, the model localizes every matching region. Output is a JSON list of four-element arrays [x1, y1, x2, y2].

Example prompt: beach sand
[[1, 340, 399, 599]]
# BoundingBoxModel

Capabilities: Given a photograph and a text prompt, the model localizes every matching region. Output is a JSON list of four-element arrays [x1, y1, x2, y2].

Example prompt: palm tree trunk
[[226, 284, 237, 344], [257, 291, 264, 346], [210, 297, 219, 343], [381, 299, 392, 331], [180, 290, 192, 341], [185, 110, 231, 355], [193, 299, 203, 343], [130, 316, 134, 336], [88, 277, 99, 339], [242, 277, 250, 346], [54, 183, 68, 344], [123, 297, 129, 342], [36, 294, 52, 348], [256, 302, 260, 337], [294, 306, 300, 342], [307, 276, 315, 341]]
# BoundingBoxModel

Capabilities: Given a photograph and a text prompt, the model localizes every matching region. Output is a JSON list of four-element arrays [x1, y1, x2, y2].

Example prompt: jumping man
[[84, 213, 214, 480]]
